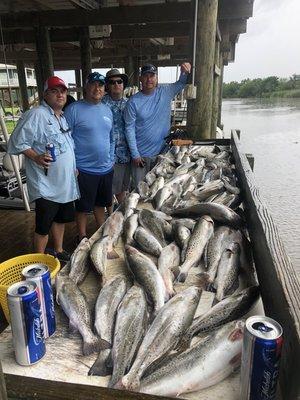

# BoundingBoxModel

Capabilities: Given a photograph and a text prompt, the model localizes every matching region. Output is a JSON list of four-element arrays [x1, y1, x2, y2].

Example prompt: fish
[[173, 222, 191, 263], [152, 186, 173, 210], [123, 213, 139, 246], [139, 320, 244, 397], [171, 202, 243, 228], [171, 218, 196, 230], [56, 272, 105, 356], [138, 209, 167, 246], [89, 276, 129, 376], [125, 245, 167, 314], [90, 235, 110, 281], [148, 177, 164, 200], [121, 286, 201, 391], [103, 211, 124, 258], [191, 179, 225, 202], [123, 193, 140, 219], [134, 226, 163, 257], [109, 286, 148, 388], [69, 237, 91, 285], [137, 181, 150, 200], [157, 242, 181, 298], [186, 286, 259, 340], [145, 171, 156, 186], [150, 210, 173, 221], [221, 177, 240, 195], [214, 242, 240, 302], [177, 215, 214, 282]]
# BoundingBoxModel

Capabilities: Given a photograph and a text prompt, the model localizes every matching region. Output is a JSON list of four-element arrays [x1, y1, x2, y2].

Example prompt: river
[[222, 98, 300, 276]]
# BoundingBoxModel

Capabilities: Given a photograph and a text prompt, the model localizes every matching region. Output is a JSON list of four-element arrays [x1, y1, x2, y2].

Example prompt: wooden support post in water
[[245, 153, 254, 171], [79, 27, 92, 87], [217, 56, 224, 128], [188, 0, 218, 140], [34, 62, 43, 103], [35, 27, 54, 84], [16, 60, 30, 112], [75, 69, 82, 99]]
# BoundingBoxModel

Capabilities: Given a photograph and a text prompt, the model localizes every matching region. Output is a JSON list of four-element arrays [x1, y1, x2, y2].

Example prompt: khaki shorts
[[112, 163, 131, 195]]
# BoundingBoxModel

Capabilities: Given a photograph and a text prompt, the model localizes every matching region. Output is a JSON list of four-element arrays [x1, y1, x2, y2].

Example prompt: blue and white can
[[45, 143, 56, 162], [7, 281, 46, 365], [22, 264, 56, 338], [240, 315, 283, 400]]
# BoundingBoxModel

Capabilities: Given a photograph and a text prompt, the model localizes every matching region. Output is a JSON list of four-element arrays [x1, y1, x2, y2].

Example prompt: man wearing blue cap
[[64, 72, 114, 242], [124, 62, 191, 188]]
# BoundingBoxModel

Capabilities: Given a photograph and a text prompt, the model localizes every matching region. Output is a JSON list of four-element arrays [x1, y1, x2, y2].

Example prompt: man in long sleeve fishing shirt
[[8, 76, 79, 260], [124, 62, 191, 188], [64, 72, 114, 242]]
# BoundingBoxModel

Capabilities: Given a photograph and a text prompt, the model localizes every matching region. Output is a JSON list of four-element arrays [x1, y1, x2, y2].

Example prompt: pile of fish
[[55, 144, 260, 398]]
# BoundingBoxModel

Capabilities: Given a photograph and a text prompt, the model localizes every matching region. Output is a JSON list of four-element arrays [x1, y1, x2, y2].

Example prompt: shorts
[[35, 198, 75, 236], [76, 169, 114, 212], [112, 163, 131, 195], [131, 156, 157, 189]]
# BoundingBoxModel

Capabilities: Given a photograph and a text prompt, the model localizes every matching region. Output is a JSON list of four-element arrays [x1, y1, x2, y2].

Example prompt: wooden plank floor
[[0, 208, 101, 332]]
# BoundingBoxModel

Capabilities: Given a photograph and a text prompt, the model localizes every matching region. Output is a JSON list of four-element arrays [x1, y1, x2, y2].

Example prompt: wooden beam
[[79, 27, 92, 85], [0, 3, 192, 28], [219, 18, 247, 36], [35, 26, 54, 83], [1, 23, 190, 45], [218, 0, 254, 19], [231, 130, 300, 400], [0, 360, 7, 400]]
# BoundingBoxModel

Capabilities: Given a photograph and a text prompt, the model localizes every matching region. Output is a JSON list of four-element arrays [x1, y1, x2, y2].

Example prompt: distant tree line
[[223, 75, 300, 98]]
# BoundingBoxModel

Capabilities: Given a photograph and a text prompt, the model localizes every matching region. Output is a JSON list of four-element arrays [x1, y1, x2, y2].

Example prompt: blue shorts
[[76, 169, 114, 212]]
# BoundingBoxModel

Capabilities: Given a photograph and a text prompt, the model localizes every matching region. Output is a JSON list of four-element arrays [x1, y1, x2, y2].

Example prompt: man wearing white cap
[[8, 76, 79, 261]]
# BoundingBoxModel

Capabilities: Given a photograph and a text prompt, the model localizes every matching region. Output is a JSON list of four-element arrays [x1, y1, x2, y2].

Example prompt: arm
[[168, 62, 191, 97], [124, 100, 140, 161], [110, 115, 115, 164]]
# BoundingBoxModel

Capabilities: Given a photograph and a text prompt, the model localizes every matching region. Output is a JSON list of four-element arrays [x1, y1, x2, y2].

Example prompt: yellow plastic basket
[[0, 253, 60, 322]]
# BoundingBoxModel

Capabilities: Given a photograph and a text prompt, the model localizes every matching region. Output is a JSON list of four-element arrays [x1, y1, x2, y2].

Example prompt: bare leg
[[34, 232, 48, 253], [107, 205, 113, 215], [76, 211, 88, 240], [94, 206, 105, 228], [51, 222, 65, 253]]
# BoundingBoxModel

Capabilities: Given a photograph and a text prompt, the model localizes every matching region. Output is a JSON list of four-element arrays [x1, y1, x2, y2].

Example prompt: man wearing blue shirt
[[64, 72, 114, 241], [8, 76, 79, 260], [102, 68, 130, 207], [124, 62, 191, 188]]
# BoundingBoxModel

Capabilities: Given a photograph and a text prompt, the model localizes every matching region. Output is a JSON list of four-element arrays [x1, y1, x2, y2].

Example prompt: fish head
[[228, 320, 245, 342]]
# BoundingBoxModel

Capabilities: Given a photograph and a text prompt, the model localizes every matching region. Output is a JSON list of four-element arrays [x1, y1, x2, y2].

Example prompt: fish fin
[[171, 265, 180, 279], [196, 272, 215, 291], [122, 374, 141, 391], [112, 379, 126, 390], [83, 335, 108, 356], [88, 349, 112, 376], [107, 249, 120, 259], [175, 335, 192, 353]]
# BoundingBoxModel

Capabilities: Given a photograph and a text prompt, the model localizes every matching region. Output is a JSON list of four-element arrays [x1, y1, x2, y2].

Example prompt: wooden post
[[125, 56, 139, 88], [211, 38, 220, 138], [34, 62, 43, 103], [16, 60, 30, 112], [188, 0, 218, 140], [75, 69, 82, 99], [35, 26, 54, 84], [217, 55, 224, 128], [79, 27, 92, 87]]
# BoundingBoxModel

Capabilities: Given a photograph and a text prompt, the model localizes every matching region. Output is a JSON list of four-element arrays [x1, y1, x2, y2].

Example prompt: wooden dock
[[0, 133, 299, 400]]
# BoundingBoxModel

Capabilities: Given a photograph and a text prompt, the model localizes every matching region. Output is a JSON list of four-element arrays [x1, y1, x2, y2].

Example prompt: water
[[222, 98, 300, 275]]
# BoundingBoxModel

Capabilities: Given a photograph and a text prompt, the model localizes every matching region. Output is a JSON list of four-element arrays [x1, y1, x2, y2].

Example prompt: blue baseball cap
[[141, 64, 158, 75], [86, 72, 106, 85]]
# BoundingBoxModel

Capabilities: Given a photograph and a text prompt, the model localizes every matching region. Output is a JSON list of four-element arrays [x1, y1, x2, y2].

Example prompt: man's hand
[[33, 153, 53, 169], [133, 157, 145, 168], [181, 62, 191, 74]]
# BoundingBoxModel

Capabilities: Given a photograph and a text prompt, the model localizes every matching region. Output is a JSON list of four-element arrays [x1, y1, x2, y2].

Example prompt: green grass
[[4, 107, 20, 115], [5, 121, 17, 134]]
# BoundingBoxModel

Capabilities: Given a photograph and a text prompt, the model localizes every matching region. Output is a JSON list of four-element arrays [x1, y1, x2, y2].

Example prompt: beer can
[[240, 315, 283, 400], [22, 264, 56, 338], [7, 281, 46, 365], [45, 143, 56, 162]]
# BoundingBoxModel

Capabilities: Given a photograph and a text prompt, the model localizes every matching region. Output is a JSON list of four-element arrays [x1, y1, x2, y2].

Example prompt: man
[[8, 76, 79, 261], [124, 62, 191, 188], [102, 68, 130, 207], [64, 72, 114, 242]]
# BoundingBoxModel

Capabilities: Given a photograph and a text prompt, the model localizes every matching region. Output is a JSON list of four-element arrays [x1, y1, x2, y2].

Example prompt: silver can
[[7, 281, 46, 366]]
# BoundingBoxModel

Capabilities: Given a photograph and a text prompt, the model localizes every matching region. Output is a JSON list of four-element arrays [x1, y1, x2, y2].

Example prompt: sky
[[56, 0, 300, 85]]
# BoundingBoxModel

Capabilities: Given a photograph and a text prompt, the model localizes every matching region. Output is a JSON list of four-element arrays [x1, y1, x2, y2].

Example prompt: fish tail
[[83, 335, 109, 356], [88, 349, 112, 376], [196, 272, 215, 291], [107, 249, 120, 259], [122, 374, 141, 391], [176, 271, 187, 283]]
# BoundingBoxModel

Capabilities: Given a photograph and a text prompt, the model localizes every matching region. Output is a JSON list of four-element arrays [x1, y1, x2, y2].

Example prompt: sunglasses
[[108, 79, 123, 85]]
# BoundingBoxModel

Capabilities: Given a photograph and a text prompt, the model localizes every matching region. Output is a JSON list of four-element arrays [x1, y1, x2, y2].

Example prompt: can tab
[[252, 322, 273, 333], [17, 286, 28, 295]]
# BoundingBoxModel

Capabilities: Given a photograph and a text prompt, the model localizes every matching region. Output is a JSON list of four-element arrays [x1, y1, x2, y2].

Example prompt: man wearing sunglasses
[[8, 76, 79, 261], [124, 62, 191, 188], [102, 69, 130, 207], [64, 72, 114, 242]]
